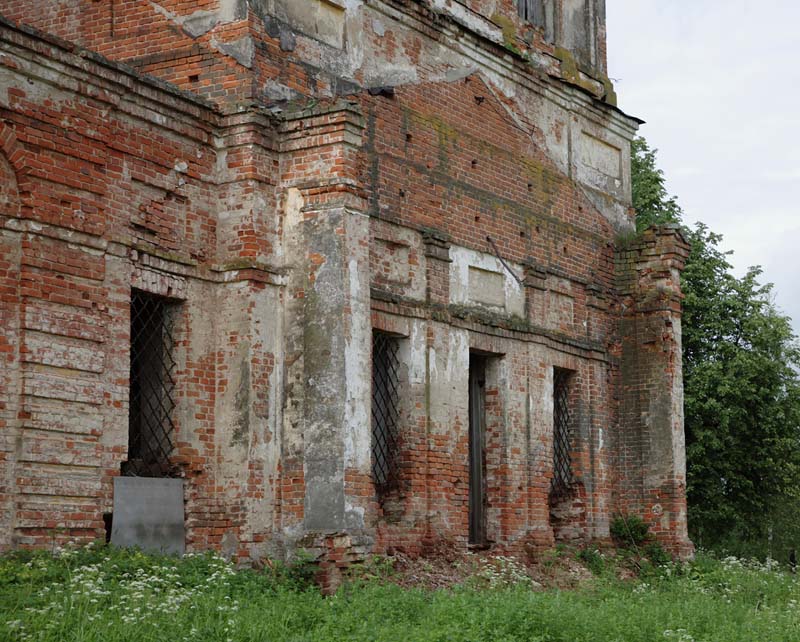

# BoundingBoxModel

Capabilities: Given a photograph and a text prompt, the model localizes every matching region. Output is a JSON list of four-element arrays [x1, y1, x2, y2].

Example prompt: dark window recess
[[468, 354, 488, 546], [123, 290, 178, 478], [518, 0, 545, 27], [371, 331, 401, 494], [550, 368, 573, 499]]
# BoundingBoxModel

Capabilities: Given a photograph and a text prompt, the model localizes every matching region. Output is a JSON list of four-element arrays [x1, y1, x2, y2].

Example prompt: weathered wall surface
[[0, 20, 287, 557], [1, 0, 633, 231], [350, 76, 625, 556], [0, 0, 692, 569], [615, 227, 693, 554]]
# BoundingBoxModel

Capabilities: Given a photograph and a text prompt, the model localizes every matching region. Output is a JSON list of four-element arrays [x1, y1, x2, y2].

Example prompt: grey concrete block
[[111, 477, 185, 556]]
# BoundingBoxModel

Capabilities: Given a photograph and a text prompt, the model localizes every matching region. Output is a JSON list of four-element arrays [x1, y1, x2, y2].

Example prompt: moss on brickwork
[[131, 243, 198, 266], [491, 13, 522, 56], [554, 46, 618, 106], [600, 76, 618, 107]]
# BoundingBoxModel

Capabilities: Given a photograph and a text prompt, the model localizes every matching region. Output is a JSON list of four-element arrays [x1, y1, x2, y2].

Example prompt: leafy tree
[[630, 137, 800, 557], [630, 137, 682, 232]]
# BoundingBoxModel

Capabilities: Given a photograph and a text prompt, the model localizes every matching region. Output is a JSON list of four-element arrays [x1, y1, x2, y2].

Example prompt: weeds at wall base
[[2, 544, 800, 641]]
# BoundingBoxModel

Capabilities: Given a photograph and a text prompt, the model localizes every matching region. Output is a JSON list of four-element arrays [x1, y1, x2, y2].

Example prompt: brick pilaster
[[616, 224, 693, 556]]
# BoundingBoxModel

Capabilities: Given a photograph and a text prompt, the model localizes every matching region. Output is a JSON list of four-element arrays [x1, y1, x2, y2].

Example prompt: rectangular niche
[[468, 266, 506, 309], [266, 0, 345, 49]]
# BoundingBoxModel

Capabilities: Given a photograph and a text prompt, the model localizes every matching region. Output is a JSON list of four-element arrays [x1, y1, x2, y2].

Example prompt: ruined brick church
[[0, 0, 692, 579]]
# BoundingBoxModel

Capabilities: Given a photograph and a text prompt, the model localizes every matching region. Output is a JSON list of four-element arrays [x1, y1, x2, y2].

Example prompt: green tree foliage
[[630, 137, 800, 557], [630, 137, 683, 232]]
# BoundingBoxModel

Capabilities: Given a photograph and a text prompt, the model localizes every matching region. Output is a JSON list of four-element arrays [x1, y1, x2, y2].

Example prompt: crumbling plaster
[[135, 0, 638, 233], [0, 0, 692, 568]]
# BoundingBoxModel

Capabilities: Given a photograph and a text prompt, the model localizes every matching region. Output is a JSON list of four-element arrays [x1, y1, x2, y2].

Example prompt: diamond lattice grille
[[124, 290, 178, 478], [551, 368, 572, 498], [371, 332, 401, 492]]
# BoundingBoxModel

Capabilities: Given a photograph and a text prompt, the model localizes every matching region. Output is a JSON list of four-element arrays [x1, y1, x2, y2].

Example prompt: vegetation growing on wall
[[3, 544, 800, 641], [631, 137, 800, 559]]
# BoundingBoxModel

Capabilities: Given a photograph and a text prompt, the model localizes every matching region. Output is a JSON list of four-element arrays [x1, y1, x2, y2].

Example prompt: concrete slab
[[110, 477, 185, 556]]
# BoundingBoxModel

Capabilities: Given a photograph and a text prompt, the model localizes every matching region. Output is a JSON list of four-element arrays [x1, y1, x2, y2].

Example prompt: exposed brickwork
[[614, 226, 693, 556], [0, 0, 690, 587]]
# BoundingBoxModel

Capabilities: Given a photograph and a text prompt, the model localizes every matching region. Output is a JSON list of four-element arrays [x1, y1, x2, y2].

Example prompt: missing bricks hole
[[474, 95, 485, 105], [527, 183, 533, 191], [103, 512, 113, 543], [474, 215, 480, 222], [536, 225, 541, 233], [399, 189, 406, 198], [563, 246, 568, 255], [520, 230, 526, 238], [406, 133, 412, 142], [188, 74, 199, 83], [471, 159, 478, 168]]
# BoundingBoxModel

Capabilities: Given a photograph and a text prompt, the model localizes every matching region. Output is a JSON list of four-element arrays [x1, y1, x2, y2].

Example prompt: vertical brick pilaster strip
[[0, 229, 22, 550], [522, 259, 547, 324], [616, 224, 693, 556], [422, 228, 451, 308], [278, 100, 370, 589], [420, 229, 451, 548]]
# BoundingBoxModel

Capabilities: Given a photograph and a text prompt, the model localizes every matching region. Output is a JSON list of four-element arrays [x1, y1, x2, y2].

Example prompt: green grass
[[2, 544, 800, 641]]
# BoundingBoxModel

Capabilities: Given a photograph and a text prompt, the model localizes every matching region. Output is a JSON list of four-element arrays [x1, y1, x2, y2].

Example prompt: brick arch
[[0, 122, 27, 216]]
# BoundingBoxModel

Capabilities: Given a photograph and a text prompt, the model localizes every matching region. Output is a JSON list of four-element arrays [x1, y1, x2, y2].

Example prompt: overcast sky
[[607, 1, 800, 335]]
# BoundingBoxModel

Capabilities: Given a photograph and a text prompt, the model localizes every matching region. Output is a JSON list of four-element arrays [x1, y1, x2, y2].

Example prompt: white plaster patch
[[579, 132, 621, 179], [468, 266, 505, 308], [443, 330, 469, 385], [280, 187, 305, 262], [210, 35, 254, 68], [150, 0, 245, 37], [342, 214, 371, 471], [265, 0, 346, 49], [428, 345, 438, 381], [449, 245, 524, 317], [408, 321, 426, 384], [428, 0, 503, 46]]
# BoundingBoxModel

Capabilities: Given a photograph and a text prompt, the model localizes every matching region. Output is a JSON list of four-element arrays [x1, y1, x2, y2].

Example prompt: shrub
[[284, 549, 318, 591], [643, 543, 672, 567], [576, 548, 605, 576], [610, 514, 650, 548]]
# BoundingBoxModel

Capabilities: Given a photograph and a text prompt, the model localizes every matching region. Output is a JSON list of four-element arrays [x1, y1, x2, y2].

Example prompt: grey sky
[[607, 1, 800, 335]]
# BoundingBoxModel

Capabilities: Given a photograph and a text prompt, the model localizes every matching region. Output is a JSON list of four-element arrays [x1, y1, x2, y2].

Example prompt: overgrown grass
[[2, 544, 800, 641]]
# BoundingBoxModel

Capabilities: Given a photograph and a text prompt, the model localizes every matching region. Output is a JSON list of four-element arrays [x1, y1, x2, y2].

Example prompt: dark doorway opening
[[468, 353, 488, 546]]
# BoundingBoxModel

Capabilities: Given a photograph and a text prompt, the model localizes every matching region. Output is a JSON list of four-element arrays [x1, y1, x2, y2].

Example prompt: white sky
[[607, 1, 800, 335]]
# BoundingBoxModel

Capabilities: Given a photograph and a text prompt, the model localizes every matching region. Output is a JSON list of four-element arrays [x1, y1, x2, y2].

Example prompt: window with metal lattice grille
[[371, 331, 401, 493], [550, 367, 573, 498], [518, 0, 545, 27], [123, 290, 178, 478]]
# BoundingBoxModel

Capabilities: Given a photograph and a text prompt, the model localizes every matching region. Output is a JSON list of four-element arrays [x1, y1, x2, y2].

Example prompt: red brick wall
[[2, 0, 610, 111], [0, 11, 688, 564], [0, 20, 287, 554], [356, 76, 623, 554], [362, 76, 615, 295]]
